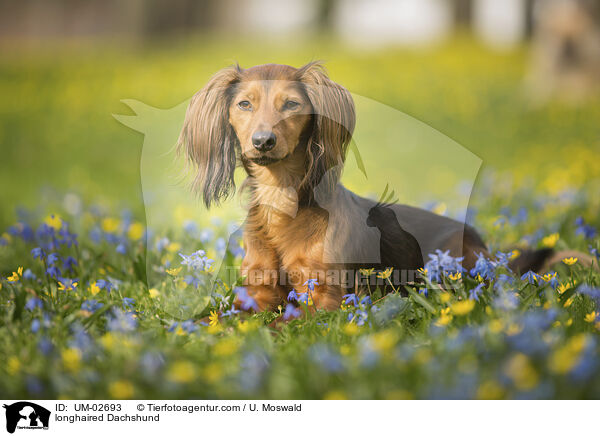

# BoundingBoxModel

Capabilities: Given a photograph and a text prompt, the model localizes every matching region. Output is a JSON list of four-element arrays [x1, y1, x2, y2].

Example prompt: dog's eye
[[283, 100, 300, 111], [237, 100, 252, 110]]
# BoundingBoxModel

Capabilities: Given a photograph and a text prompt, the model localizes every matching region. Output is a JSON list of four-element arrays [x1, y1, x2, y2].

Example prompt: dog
[[178, 62, 581, 311]]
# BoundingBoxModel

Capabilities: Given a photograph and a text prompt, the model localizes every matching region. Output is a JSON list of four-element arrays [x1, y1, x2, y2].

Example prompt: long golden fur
[[179, 62, 584, 312]]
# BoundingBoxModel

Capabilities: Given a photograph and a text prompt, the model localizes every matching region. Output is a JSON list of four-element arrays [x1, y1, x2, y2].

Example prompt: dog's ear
[[298, 62, 356, 193], [178, 66, 242, 208]]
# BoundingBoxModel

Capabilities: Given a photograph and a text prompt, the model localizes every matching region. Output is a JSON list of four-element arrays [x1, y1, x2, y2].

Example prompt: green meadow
[[0, 37, 599, 399]]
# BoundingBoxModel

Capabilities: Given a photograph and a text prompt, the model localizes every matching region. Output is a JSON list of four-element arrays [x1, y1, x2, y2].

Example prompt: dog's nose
[[252, 131, 276, 152]]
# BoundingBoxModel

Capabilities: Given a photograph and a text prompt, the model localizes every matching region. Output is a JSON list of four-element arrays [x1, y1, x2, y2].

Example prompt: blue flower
[[25, 297, 43, 311], [31, 319, 41, 333], [182, 220, 199, 238], [116, 243, 127, 254], [343, 293, 359, 307], [45, 266, 61, 279], [234, 287, 259, 312], [419, 288, 428, 297], [470, 253, 496, 280], [348, 309, 369, 326], [106, 308, 137, 332], [222, 308, 241, 317], [287, 289, 299, 302], [81, 300, 103, 313], [47, 252, 60, 266], [521, 270, 540, 285], [179, 250, 214, 271], [23, 269, 36, 280], [283, 304, 302, 320], [425, 249, 465, 282], [183, 275, 201, 288], [360, 295, 372, 306], [304, 278, 319, 291], [38, 337, 53, 355], [122, 297, 135, 310], [575, 217, 597, 240], [308, 344, 344, 373], [469, 283, 485, 301], [578, 285, 600, 305], [31, 247, 45, 259], [63, 256, 78, 273], [96, 279, 113, 293], [140, 352, 165, 376], [199, 228, 214, 243]]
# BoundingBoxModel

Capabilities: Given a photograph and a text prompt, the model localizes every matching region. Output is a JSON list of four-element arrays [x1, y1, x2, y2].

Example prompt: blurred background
[[0, 0, 599, 229]]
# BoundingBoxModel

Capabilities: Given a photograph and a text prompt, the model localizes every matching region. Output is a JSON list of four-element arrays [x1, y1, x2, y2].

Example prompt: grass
[[0, 36, 599, 399]]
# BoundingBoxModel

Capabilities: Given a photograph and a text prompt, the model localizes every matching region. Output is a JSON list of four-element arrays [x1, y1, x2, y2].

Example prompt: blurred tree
[[453, 0, 473, 30], [316, 0, 335, 31]]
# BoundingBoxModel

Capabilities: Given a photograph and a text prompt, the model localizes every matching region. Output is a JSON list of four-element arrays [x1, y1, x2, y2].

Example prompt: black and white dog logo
[[3, 402, 50, 434]]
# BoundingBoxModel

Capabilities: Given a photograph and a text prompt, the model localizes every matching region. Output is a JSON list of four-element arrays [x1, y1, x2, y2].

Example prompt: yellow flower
[[451, 299, 475, 316], [371, 330, 398, 353], [58, 280, 78, 291], [323, 391, 348, 400], [549, 334, 587, 374], [1, 232, 12, 244], [61, 348, 82, 372], [377, 267, 393, 280], [209, 310, 219, 326], [439, 292, 451, 304], [207, 323, 222, 334], [101, 217, 120, 233], [109, 380, 134, 399], [359, 268, 375, 276], [7, 356, 21, 375], [89, 281, 101, 295], [201, 362, 224, 384], [167, 242, 182, 253], [44, 214, 63, 230], [417, 267, 428, 277], [100, 333, 115, 350], [435, 307, 453, 326], [489, 319, 504, 333], [562, 257, 578, 266], [343, 323, 359, 336], [339, 344, 351, 355], [565, 318, 573, 326], [504, 353, 539, 390], [563, 297, 574, 308], [509, 249, 521, 260], [541, 233, 559, 248], [213, 338, 239, 357], [127, 222, 145, 241], [557, 283, 571, 295], [7, 267, 23, 282], [166, 267, 182, 276], [542, 272, 557, 282], [447, 272, 462, 281], [148, 288, 160, 299], [237, 320, 258, 333], [506, 323, 522, 336], [477, 380, 504, 400], [167, 361, 196, 383], [584, 311, 597, 323]]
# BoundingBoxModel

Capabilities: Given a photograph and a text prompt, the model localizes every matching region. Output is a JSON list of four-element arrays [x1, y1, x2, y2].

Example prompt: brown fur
[[179, 62, 563, 312]]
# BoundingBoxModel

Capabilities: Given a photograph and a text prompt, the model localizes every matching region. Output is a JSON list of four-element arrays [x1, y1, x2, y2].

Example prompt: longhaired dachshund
[[178, 62, 578, 311]]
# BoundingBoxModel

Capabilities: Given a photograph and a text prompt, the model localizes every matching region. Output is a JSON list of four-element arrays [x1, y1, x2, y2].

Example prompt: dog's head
[[178, 62, 355, 207]]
